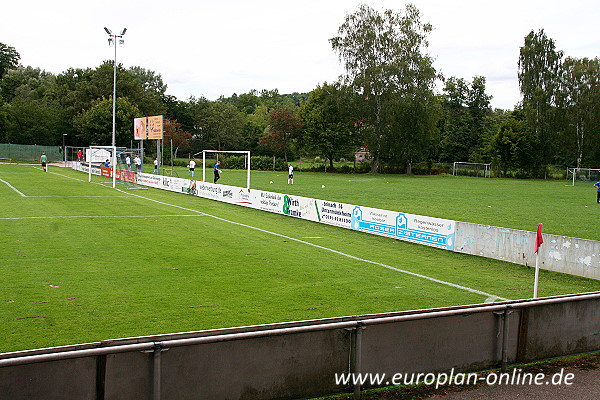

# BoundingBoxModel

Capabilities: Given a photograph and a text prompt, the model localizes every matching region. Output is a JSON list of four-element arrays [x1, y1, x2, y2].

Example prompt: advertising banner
[[86, 148, 111, 163], [74, 162, 455, 251], [350, 205, 455, 250], [314, 200, 355, 229], [253, 190, 285, 214], [121, 170, 136, 183], [147, 115, 163, 140], [281, 194, 321, 222], [134, 117, 146, 140], [251, 192, 340, 224], [136, 173, 162, 188], [134, 115, 163, 140], [100, 166, 112, 178], [193, 181, 254, 207]]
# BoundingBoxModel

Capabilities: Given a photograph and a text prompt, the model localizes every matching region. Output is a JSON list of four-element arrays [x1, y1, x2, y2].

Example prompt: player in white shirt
[[288, 163, 294, 185], [188, 159, 196, 177]]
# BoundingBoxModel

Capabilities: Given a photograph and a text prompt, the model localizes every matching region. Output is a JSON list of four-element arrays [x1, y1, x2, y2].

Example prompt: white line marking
[[27, 195, 130, 198], [46, 169, 87, 182], [117, 188, 507, 302], [27, 168, 507, 302], [0, 214, 205, 221], [0, 178, 27, 197]]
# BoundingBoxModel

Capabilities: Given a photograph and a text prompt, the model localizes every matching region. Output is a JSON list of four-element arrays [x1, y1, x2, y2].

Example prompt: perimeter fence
[[0, 144, 62, 161]]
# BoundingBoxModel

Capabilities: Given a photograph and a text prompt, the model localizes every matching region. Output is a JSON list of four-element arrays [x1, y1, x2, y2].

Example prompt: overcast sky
[[3, 0, 599, 110]]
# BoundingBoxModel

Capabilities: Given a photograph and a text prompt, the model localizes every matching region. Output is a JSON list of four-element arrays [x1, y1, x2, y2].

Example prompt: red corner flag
[[534, 223, 544, 253]]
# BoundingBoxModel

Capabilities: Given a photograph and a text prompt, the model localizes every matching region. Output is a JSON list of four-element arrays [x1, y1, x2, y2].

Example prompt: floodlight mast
[[104, 26, 126, 188]]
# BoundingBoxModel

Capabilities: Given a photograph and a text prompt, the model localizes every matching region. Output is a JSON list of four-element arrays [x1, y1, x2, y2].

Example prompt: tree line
[[1, 4, 598, 176]]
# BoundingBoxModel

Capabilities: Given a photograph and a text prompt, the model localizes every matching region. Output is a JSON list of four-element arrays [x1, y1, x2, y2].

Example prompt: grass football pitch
[[1, 163, 599, 353]]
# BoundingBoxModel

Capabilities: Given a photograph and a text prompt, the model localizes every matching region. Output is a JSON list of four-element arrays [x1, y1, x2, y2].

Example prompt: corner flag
[[533, 223, 543, 298], [534, 223, 544, 253]]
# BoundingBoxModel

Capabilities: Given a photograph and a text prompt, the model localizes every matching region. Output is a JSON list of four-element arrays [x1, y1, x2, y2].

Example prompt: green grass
[[1, 164, 599, 353], [193, 167, 599, 240]]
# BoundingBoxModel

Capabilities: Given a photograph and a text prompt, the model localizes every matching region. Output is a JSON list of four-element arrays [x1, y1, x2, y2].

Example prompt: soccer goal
[[196, 150, 251, 189], [86, 146, 117, 188], [453, 162, 491, 178], [566, 167, 600, 186], [87, 146, 143, 189]]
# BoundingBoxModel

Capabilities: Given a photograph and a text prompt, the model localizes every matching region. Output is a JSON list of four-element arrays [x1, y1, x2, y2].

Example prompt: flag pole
[[533, 252, 540, 298], [533, 223, 543, 298]]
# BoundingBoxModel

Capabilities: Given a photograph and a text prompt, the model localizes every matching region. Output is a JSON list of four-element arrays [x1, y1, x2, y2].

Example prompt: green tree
[[438, 76, 492, 163], [0, 43, 20, 78], [198, 101, 245, 151], [0, 97, 7, 141], [4, 97, 64, 145], [492, 110, 537, 175], [438, 77, 470, 162], [0, 66, 55, 102], [241, 104, 269, 154], [91, 61, 166, 117], [518, 29, 563, 166], [467, 76, 493, 161], [128, 66, 167, 98], [557, 57, 600, 169], [298, 83, 357, 167], [1, 66, 65, 145], [330, 3, 438, 173], [261, 107, 300, 161], [73, 97, 141, 146], [185, 96, 211, 153]]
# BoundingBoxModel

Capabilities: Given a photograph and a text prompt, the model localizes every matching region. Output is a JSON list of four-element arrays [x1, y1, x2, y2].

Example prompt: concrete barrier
[[455, 222, 600, 280], [1, 293, 598, 400]]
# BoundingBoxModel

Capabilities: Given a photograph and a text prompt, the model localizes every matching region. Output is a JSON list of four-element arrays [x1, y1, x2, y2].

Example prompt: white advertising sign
[[350, 205, 455, 250]]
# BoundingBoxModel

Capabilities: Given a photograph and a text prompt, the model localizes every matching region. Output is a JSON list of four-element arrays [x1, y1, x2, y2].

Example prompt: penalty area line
[[0, 178, 27, 197], [118, 188, 508, 302]]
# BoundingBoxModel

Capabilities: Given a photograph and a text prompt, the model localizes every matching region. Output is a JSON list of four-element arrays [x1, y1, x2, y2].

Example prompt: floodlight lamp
[[119, 38, 125, 46], [107, 38, 114, 46], [120, 28, 127, 35], [104, 27, 112, 35]]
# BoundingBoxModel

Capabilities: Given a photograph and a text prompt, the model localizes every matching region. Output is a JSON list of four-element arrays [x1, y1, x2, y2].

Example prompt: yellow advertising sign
[[147, 115, 164, 140], [133, 115, 163, 140]]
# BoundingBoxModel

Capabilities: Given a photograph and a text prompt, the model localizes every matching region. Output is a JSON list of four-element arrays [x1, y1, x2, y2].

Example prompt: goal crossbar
[[453, 162, 491, 178], [88, 145, 119, 188], [197, 150, 251, 189], [566, 167, 600, 186]]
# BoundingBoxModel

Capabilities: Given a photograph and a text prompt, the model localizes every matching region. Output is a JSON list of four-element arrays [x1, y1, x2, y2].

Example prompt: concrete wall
[[1, 293, 598, 400], [455, 222, 600, 280]]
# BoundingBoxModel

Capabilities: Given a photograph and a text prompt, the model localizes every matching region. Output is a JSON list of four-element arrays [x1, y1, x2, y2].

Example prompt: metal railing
[[1, 292, 598, 400]]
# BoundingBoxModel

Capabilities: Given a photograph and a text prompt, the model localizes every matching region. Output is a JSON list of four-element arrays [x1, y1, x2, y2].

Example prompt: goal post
[[198, 150, 251, 189], [453, 162, 491, 178], [88, 145, 117, 188], [566, 167, 600, 186], [87, 146, 142, 189]]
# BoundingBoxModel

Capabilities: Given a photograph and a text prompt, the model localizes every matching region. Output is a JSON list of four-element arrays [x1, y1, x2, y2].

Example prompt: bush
[[220, 155, 287, 171], [339, 165, 354, 174]]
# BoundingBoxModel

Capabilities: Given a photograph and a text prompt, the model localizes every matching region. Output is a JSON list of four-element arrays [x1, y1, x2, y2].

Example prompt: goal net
[[453, 162, 491, 178], [566, 168, 600, 186], [195, 150, 251, 189], [87, 146, 143, 188]]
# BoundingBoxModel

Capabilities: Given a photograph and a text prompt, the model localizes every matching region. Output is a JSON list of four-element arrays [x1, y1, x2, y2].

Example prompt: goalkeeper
[[214, 160, 222, 183]]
